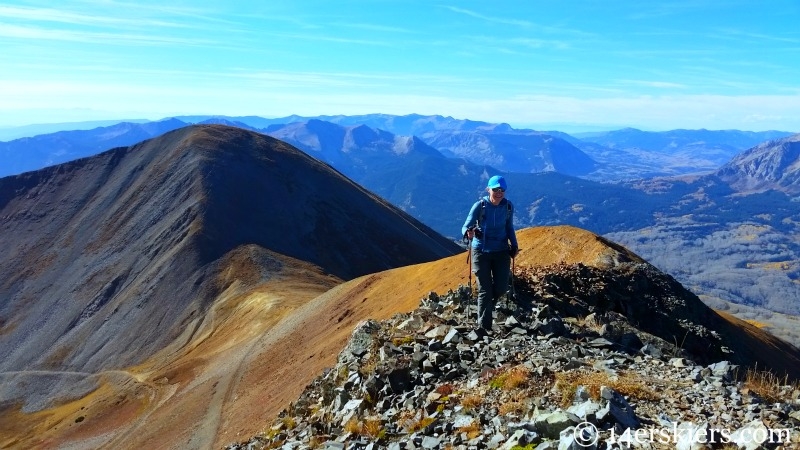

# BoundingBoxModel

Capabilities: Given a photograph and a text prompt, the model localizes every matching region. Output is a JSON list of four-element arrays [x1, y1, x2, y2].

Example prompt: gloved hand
[[509, 246, 519, 258]]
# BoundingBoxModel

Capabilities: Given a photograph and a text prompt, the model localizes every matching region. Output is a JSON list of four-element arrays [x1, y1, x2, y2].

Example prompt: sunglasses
[[491, 187, 505, 193]]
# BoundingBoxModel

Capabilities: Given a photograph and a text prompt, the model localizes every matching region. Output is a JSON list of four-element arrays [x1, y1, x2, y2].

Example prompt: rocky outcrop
[[228, 263, 800, 449], [715, 134, 800, 194], [422, 131, 598, 176]]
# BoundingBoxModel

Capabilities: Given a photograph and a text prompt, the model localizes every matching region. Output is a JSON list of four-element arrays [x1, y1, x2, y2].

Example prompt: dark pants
[[471, 249, 511, 330]]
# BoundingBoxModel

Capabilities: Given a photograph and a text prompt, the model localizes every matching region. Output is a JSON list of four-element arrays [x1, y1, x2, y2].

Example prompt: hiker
[[462, 175, 519, 333]]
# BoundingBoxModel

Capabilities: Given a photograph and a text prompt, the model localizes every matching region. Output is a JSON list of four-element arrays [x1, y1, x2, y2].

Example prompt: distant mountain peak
[[715, 133, 800, 193], [424, 129, 597, 176]]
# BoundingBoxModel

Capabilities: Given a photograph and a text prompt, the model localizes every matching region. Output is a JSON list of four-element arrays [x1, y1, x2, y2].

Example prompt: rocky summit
[[228, 262, 800, 450]]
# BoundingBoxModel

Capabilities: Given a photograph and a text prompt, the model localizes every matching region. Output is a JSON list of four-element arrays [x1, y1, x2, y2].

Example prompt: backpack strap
[[478, 198, 513, 225]]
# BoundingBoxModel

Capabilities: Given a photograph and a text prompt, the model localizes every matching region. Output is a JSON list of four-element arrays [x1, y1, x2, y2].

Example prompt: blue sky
[[1, 1, 799, 132]]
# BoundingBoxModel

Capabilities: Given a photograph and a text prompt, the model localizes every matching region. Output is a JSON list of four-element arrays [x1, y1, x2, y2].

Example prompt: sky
[[1, 1, 799, 132]]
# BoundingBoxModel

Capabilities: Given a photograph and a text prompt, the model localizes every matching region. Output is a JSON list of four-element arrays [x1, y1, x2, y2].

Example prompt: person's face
[[489, 186, 505, 202]]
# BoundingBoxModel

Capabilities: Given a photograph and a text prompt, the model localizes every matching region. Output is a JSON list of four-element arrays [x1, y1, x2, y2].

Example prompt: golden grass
[[408, 417, 435, 432], [578, 314, 607, 334], [358, 357, 378, 378], [457, 421, 482, 439], [362, 417, 385, 439], [735, 224, 770, 242], [391, 335, 414, 346], [746, 261, 795, 271], [489, 365, 531, 390], [281, 416, 296, 429], [744, 366, 798, 404], [744, 319, 769, 329], [396, 409, 435, 433], [554, 370, 659, 408], [307, 435, 322, 449], [343, 417, 361, 434], [498, 400, 527, 415], [341, 416, 385, 439], [460, 393, 483, 410]]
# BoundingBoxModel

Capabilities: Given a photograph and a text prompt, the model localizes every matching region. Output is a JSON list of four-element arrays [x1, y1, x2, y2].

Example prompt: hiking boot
[[474, 326, 492, 337]]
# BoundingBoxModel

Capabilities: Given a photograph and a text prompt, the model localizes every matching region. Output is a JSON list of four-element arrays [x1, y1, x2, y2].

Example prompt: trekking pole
[[467, 245, 472, 301], [463, 232, 473, 305], [510, 254, 516, 299], [510, 253, 518, 315]]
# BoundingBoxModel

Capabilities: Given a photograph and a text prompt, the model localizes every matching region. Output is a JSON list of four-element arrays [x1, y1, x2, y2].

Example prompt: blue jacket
[[462, 197, 519, 252]]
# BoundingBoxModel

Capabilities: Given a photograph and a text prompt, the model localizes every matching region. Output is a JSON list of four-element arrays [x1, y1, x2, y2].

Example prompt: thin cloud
[[442, 6, 533, 27], [74, 0, 237, 26], [0, 5, 188, 29], [0, 23, 216, 47], [235, 70, 470, 90], [609, 47, 724, 58], [442, 5, 593, 37], [508, 37, 570, 50], [711, 28, 800, 45], [465, 35, 571, 53], [330, 22, 416, 34], [626, 0, 722, 20], [237, 12, 322, 30], [262, 30, 395, 47], [619, 80, 688, 89]]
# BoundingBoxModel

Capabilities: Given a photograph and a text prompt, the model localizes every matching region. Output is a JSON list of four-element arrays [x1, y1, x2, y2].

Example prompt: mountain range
[[1, 116, 799, 331], [2, 114, 793, 181], [1, 125, 799, 449], [0, 118, 192, 178]]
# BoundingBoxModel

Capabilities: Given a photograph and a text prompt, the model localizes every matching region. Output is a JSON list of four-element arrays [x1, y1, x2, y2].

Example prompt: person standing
[[462, 175, 519, 333]]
